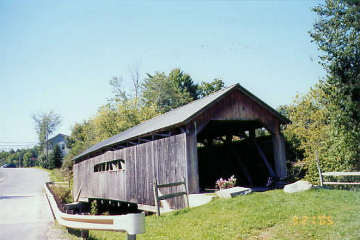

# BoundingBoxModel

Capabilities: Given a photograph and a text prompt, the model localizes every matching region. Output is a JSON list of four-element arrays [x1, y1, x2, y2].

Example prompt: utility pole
[[46, 121, 49, 165]]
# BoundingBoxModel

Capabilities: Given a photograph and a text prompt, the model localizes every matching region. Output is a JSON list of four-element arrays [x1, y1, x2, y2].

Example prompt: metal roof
[[73, 83, 289, 160]]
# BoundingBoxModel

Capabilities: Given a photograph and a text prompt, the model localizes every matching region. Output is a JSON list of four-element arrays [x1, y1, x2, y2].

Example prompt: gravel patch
[[46, 223, 70, 240]]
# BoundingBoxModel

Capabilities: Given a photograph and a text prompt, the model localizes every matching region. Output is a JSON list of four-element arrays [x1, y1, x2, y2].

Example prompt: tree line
[[1, 68, 224, 171], [0, 143, 62, 169], [0, 147, 38, 168]]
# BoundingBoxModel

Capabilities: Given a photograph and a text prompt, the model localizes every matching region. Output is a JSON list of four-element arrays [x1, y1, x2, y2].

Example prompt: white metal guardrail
[[44, 183, 145, 240]]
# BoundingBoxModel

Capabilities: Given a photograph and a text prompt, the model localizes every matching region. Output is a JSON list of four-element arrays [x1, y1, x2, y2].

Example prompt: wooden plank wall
[[189, 89, 287, 180], [73, 133, 187, 209], [154, 133, 187, 209], [193, 89, 282, 135], [185, 124, 200, 194]]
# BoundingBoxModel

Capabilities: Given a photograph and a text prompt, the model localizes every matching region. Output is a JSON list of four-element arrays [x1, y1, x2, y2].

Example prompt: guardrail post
[[81, 229, 89, 240], [127, 234, 136, 240]]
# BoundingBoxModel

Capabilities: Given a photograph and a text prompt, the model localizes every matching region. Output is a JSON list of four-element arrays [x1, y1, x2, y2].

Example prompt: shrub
[[51, 185, 73, 204], [90, 200, 99, 215], [283, 84, 360, 184]]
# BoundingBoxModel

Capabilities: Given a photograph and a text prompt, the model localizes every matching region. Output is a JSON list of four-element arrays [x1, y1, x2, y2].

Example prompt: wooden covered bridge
[[73, 84, 290, 210]]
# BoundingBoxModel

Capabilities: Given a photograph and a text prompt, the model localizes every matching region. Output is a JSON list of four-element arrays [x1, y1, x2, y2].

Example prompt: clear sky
[[0, 0, 325, 150]]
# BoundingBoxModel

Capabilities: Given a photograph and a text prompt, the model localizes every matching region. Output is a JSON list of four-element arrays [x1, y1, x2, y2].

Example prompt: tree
[[109, 64, 142, 105], [23, 151, 32, 167], [32, 111, 62, 163], [283, 84, 331, 182], [0, 151, 10, 166], [198, 78, 225, 98], [310, 0, 360, 172], [311, 0, 360, 104], [142, 68, 224, 113], [129, 63, 142, 100], [143, 69, 196, 113], [168, 68, 198, 100], [283, 80, 360, 183], [48, 145, 63, 169], [109, 76, 128, 104]]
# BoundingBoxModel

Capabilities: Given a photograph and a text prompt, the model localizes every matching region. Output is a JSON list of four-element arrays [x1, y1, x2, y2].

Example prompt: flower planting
[[215, 175, 237, 189]]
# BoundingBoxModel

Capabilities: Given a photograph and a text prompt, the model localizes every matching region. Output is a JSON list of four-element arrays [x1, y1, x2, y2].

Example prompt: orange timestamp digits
[[292, 216, 334, 226]]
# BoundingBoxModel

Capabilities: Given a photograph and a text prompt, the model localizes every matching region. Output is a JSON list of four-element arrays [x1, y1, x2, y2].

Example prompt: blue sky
[[0, 0, 324, 149]]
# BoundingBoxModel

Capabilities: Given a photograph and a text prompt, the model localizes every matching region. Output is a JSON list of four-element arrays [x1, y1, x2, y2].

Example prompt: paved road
[[0, 168, 53, 240]]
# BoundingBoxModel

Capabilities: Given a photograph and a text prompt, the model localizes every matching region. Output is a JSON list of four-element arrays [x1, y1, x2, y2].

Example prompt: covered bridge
[[73, 84, 289, 210]]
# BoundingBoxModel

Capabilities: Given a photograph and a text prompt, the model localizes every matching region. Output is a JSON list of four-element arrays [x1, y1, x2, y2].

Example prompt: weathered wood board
[[73, 133, 187, 209]]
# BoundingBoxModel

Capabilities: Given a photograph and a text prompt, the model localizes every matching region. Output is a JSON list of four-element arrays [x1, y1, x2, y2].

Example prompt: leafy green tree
[[38, 154, 48, 168], [310, 0, 360, 170], [32, 111, 62, 162], [311, 0, 360, 104], [142, 69, 197, 113], [48, 145, 62, 169], [143, 69, 225, 113], [0, 151, 10, 166], [62, 122, 94, 174], [53, 145, 63, 168], [23, 151, 32, 167], [198, 78, 225, 98], [283, 84, 332, 182], [283, 81, 360, 183], [168, 68, 198, 100]]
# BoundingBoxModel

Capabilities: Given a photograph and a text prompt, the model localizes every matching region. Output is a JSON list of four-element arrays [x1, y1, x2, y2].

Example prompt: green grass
[[64, 188, 360, 240], [33, 166, 67, 182]]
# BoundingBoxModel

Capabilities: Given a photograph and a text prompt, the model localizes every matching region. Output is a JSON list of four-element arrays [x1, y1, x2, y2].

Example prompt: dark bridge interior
[[197, 120, 275, 190]]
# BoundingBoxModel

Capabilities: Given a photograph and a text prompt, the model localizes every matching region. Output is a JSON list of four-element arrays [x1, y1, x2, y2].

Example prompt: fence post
[[153, 179, 160, 216], [315, 152, 323, 187], [183, 177, 189, 208]]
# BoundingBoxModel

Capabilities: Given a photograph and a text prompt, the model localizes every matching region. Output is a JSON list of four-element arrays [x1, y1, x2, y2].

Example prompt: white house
[[46, 133, 69, 156]]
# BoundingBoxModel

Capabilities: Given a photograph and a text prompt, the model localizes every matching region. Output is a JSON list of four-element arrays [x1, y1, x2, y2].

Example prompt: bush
[[282, 84, 360, 184], [51, 185, 73, 204], [38, 154, 48, 169], [90, 200, 99, 215]]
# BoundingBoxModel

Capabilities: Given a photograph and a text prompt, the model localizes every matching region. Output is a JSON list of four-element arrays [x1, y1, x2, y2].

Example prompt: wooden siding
[[272, 132, 287, 179], [73, 133, 187, 209], [185, 123, 200, 193], [73, 86, 288, 210], [187, 88, 287, 180], [192, 89, 282, 134]]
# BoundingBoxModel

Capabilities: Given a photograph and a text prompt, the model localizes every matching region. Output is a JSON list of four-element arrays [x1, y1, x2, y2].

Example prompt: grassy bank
[[71, 188, 360, 240], [33, 166, 71, 185], [36, 167, 73, 205]]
